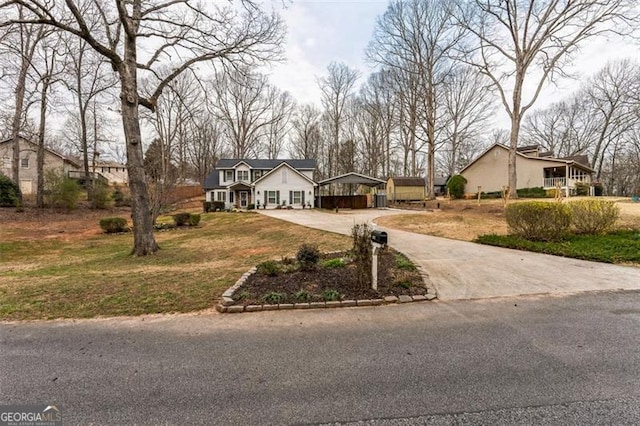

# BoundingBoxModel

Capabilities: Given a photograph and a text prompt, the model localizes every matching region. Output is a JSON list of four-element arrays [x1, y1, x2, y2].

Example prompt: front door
[[240, 191, 248, 208]]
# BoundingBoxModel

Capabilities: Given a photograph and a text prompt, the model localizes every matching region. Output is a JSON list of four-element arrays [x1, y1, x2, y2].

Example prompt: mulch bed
[[233, 249, 426, 306]]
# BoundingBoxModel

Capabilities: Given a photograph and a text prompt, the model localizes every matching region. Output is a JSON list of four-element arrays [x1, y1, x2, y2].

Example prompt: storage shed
[[386, 177, 426, 202]]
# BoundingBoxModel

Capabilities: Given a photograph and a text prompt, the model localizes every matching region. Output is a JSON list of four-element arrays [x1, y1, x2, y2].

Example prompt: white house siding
[[254, 168, 314, 209], [463, 145, 567, 194]]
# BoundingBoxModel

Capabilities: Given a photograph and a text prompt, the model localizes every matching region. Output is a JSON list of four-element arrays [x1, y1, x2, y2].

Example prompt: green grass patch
[[0, 212, 350, 320], [475, 230, 640, 264], [394, 253, 417, 271], [322, 258, 346, 268]]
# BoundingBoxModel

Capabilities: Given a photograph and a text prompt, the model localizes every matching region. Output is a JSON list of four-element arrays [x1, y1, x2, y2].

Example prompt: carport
[[316, 172, 386, 209]]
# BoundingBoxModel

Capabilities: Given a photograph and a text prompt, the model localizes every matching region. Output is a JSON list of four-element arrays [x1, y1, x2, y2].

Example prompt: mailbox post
[[370, 230, 388, 290]]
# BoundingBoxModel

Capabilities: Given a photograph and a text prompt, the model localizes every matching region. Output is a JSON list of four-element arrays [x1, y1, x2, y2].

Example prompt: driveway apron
[[258, 209, 640, 300]]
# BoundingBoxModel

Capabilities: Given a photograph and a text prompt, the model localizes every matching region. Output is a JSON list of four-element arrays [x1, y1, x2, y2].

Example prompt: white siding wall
[[255, 167, 314, 209]]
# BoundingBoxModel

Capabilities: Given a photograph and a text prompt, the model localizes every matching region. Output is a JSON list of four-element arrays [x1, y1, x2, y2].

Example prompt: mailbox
[[371, 230, 388, 246]]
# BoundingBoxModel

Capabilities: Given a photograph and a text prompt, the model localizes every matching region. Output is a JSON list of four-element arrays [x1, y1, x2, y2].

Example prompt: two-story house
[[0, 136, 81, 194], [203, 159, 317, 209]]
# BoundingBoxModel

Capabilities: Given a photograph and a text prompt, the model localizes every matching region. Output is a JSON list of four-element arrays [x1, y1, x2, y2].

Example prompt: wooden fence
[[317, 195, 368, 210]]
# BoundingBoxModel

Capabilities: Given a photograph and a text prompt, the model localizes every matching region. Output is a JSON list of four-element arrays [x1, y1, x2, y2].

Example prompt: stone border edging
[[215, 263, 438, 314]]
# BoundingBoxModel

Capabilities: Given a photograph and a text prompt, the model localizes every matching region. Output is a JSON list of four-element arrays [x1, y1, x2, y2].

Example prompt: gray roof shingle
[[203, 170, 221, 189], [390, 177, 426, 187]]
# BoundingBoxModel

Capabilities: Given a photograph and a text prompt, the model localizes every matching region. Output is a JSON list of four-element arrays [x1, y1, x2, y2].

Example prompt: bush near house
[[575, 182, 590, 196], [188, 213, 201, 226], [0, 174, 21, 207], [447, 175, 467, 199], [567, 199, 619, 235], [172, 212, 201, 227], [99, 217, 128, 233], [44, 169, 81, 211], [505, 201, 571, 241], [516, 187, 548, 198], [296, 244, 320, 271]]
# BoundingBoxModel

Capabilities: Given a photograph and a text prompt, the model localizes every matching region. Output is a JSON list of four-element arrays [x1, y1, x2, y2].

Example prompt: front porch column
[[565, 164, 570, 197]]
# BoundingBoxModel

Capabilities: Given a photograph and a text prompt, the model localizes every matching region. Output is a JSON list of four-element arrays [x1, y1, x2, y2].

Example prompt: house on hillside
[[460, 143, 593, 196], [386, 177, 426, 202], [203, 159, 317, 209], [0, 136, 81, 194], [95, 161, 128, 185]]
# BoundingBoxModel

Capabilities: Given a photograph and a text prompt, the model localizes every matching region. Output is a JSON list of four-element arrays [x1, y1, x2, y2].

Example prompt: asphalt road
[[2, 291, 640, 425]]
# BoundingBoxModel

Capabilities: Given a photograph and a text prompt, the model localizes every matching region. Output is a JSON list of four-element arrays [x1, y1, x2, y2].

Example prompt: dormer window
[[237, 170, 249, 182], [225, 170, 233, 181]]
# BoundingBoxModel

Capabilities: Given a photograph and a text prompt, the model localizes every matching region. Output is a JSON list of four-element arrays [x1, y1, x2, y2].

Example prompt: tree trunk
[[508, 72, 525, 199], [508, 111, 521, 199], [120, 33, 159, 256], [36, 77, 50, 208], [10, 54, 29, 204]]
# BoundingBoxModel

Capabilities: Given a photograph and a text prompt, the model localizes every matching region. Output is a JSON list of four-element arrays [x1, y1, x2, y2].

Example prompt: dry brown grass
[[379, 199, 508, 241], [0, 205, 350, 320], [379, 197, 640, 241]]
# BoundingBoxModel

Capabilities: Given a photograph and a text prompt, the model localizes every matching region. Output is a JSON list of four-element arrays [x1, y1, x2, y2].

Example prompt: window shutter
[[302, 191, 305, 205], [289, 191, 293, 205], [276, 191, 280, 204], [264, 191, 267, 205]]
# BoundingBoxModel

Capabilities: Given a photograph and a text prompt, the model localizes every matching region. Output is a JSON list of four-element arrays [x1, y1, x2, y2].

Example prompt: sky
[[266, 0, 389, 106], [265, 0, 639, 129]]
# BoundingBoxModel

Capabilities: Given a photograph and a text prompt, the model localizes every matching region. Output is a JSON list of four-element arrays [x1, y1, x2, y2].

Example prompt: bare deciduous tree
[[318, 62, 360, 178], [289, 104, 322, 163], [211, 68, 289, 159], [1, 0, 284, 255], [440, 65, 494, 175], [457, 0, 638, 197], [368, 0, 463, 198]]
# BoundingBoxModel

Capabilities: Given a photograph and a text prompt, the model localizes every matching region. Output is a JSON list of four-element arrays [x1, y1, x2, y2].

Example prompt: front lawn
[[475, 230, 640, 265], [0, 212, 351, 320]]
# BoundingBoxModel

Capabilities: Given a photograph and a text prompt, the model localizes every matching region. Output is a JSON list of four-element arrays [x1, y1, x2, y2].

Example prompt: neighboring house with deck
[[203, 159, 317, 209], [0, 136, 81, 194], [460, 143, 593, 195]]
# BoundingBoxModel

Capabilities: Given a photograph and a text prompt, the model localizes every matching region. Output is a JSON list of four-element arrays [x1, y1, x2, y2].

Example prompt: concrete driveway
[[258, 208, 640, 300]]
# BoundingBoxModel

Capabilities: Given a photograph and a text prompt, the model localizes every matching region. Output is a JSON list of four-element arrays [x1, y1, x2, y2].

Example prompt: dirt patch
[[0, 203, 130, 242], [233, 249, 426, 306]]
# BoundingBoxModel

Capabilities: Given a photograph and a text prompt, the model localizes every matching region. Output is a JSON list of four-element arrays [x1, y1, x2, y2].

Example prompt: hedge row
[[505, 199, 619, 241]]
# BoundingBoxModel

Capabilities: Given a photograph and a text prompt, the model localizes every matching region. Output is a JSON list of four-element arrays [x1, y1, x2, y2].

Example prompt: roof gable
[[459, 143, 594, 174], [0, 136, 80, 168], [253, 161, 317, 186]]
